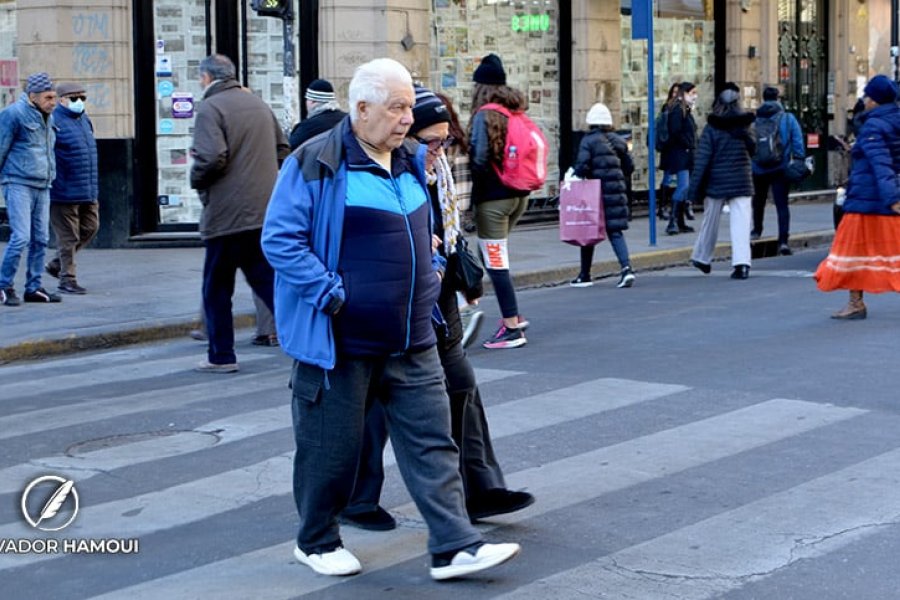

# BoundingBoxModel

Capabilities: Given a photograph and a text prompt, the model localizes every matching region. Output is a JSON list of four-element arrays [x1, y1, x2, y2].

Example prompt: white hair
[[348, 58, 413, 122]]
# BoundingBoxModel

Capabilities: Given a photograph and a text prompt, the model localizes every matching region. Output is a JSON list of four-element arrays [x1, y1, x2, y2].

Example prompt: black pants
[[752, 171, 791, 244], [202, 229, 275, 365]]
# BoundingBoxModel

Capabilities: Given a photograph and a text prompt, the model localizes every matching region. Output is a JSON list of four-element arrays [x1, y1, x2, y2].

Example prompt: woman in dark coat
[[688, 87, 756, 279], [661, 82, 698, 235], [570, 102, 636, 288], [815, 75, 900, 319]]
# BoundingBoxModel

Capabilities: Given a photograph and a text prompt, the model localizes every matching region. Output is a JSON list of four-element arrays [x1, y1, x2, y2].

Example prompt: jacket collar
[[202, 79, 241, 99]]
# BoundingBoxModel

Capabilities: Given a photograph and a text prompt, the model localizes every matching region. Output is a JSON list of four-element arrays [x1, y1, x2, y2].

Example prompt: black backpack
[[753, 113, 785, 168]]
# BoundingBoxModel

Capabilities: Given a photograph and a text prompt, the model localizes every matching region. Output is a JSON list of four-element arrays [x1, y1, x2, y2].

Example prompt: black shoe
[[678, 223, 695, 233], [730, 265, 750, 280], [58, 280, 87, 295], [339, 506, 397, 531], [45, 262, 60, 279], [684, 201, 695, 220], [691, 260, 711, 274], [570, 273, 593, 288], [1, 287, 21, 307], [251, 334, 279, 347], [778, 243, 793, 256], [750, 230, 762, 241], [467, 488, 536, 522], [666, 221, 679, 235], [24, 287, 62, 303], [616, 267, 635, 288]]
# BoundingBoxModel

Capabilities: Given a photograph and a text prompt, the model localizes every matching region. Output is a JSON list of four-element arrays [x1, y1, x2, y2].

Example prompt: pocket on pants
[[290, 361, 324, 447]]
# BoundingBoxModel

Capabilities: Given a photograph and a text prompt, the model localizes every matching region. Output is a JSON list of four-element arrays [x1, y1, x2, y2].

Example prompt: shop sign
[[171, 92, 194, 119], [0, 59, 17, 87], [807, 133, 820, 149], [511, 14, 550, 33]]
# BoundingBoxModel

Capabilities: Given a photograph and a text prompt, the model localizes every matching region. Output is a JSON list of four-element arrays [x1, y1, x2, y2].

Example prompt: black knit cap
[[473, 53, 506, 85], [409, 84, 450, 136], [305, 78, 335, 102]]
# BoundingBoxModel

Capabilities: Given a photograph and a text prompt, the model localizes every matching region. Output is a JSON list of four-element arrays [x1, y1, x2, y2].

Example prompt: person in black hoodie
[[570, 102, 636, 288], [661, 81, 698, 235], [688, 86, 756, 279]]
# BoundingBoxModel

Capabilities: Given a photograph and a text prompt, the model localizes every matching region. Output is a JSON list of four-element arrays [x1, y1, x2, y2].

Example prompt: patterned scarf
[[433, 152, 460, 254]]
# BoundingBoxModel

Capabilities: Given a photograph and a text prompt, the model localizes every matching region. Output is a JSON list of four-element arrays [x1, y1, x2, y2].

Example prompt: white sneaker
[[430, 542, 521, 580], [293, 545, 361, 576], [194, 360, 239, 374]]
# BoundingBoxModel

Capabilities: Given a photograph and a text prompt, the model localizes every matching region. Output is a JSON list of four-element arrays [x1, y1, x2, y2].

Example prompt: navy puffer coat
[[843, 102, 900, 215], [572, 127, 633, 233], [50, 104, 98, 203], [687, 109, 756, 202]]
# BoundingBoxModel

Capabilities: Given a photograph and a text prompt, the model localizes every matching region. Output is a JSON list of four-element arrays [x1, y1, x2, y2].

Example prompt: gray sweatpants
[[691, 196, 752, 267]]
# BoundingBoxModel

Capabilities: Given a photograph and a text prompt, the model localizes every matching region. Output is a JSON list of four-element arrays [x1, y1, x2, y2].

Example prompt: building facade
[[0, 0, 897, 246]]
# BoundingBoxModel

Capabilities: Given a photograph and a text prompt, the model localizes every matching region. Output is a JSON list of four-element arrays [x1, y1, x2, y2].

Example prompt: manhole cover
[[66, 430, 220, 458]]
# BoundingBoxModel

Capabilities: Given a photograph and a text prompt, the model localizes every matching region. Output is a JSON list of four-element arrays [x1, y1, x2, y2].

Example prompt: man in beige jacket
[[190, 54, 289, 373]]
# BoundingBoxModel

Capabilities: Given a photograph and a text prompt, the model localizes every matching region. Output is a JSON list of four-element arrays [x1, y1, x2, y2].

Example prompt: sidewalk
[[0, 199, 835, 362]]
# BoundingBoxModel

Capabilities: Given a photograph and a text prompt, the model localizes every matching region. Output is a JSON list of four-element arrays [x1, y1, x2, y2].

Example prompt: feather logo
[[21, 475, 80, 531]]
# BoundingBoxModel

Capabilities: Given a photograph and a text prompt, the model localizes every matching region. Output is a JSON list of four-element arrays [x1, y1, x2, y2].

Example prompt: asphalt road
[[2, 247, 900, 599]]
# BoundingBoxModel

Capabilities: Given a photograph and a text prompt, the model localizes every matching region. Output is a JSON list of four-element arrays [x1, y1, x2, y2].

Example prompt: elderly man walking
[[262, 58, 520, 580], [0, 72, 62, 306], [46, 81, 100, 295], [190, 54, 289, 373], [288, 78, 347, 150]]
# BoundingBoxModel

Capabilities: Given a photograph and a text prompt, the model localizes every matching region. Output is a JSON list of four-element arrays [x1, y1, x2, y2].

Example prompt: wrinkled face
[[411, 122, 451, 171], [354, 80, 415, 152], [29, 90, 57, 115]]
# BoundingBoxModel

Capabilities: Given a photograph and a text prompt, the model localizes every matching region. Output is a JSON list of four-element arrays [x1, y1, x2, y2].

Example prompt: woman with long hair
[[467, 54, 531, 349], [662, 81, 698, 235]]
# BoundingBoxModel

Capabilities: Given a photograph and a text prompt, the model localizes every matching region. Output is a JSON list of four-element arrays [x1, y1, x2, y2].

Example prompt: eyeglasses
[[414, 135, 454, 150], [66, 95, 87, 102]]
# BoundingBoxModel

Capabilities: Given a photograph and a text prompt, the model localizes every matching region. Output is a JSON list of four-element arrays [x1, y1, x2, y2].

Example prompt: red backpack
[[478, 103, 548, 192]]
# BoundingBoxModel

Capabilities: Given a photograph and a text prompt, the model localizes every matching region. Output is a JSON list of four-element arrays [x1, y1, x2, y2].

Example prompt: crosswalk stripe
[[495, 444, 900, 600], [74, 398, 863, 597], [0, 352, 280, 399]]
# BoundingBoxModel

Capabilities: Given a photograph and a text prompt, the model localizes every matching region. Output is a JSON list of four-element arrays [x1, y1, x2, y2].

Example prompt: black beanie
[[473, 54, 506, 85], [409, 85, 450, 136]]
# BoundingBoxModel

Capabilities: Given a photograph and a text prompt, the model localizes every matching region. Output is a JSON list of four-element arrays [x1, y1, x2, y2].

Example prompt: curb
[[0, 230, 834, 364]]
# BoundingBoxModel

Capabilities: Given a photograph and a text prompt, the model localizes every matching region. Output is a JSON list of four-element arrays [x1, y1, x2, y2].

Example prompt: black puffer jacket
[[687, 109, 756, 201], [660, 103, 696, 172], [572, 128, 633, 233]]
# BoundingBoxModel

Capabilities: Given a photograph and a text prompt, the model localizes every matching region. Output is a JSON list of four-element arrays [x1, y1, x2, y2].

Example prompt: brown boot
[[831, 291, 867, 320]]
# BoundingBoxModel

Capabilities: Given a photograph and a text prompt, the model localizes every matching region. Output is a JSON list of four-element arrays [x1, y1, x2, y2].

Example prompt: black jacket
[[572, 128, 633, 233], [688, 109, 756, 201], [660, 103, 696, 172], [288, 107, 347, 150]]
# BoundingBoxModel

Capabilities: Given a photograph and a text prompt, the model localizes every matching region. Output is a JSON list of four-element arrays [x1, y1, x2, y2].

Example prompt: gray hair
[[199, 54, 236, 81], [348, 58, 413, 122]]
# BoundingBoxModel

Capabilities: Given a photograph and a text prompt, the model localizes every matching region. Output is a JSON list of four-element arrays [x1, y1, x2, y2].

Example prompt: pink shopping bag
[[559, 179, 606, 246]]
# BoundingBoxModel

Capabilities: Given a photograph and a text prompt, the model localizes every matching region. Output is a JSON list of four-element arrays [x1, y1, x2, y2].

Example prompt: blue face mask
[[67, 99, 85, 114]]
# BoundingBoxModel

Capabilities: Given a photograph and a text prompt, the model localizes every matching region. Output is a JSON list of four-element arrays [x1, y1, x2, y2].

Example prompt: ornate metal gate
[[777, 0, 828, 190]]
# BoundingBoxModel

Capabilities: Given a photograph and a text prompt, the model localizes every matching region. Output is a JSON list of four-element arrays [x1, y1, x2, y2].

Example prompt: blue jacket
[[0, 93, 56, 189], [751, 101, 805, 175], [843, 102, 900, 215], [261, 117, 441, 370], [50, 104, 98, 203]]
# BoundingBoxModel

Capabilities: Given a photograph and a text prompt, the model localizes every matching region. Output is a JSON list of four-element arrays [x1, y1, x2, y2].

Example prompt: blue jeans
[[0, 184, 50, 292], [290, 347, 481, 556], [670, 169, 690, 206]]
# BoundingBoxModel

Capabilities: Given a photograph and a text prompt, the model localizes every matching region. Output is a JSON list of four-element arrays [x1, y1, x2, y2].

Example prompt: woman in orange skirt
[[815, 75, 900, 319]]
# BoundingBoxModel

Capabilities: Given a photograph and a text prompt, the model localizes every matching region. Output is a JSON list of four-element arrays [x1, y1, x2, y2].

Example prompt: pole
[[645, 0, 657, 246]]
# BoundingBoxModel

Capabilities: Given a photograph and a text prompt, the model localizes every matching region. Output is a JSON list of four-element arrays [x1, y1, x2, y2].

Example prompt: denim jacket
[[0, 94, 57, 189]]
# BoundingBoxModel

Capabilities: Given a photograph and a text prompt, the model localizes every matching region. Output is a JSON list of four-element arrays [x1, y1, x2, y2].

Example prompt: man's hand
[[432, 234, 441, 252], [891, 201, 900, 215]]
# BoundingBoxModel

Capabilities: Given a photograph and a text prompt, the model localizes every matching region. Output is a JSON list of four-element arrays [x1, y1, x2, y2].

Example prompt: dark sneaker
[[460, 309, 484, 349], [58, 280, 87, 295], [467, 489, 535, 522], [483, 324, 526, 349], [45, 262, 60, 279], [570, 274, 593, 288], [750, 230, 762, 241], [24, 288, 62, 303], [251, 334, 279, 347], [1, 287, 21, 307], [430, 542, 521, 580], [691, 260, 711, 274], [616, 267, 636, 288], [778, 243, 793, 256], [339, 506, 397, 531]]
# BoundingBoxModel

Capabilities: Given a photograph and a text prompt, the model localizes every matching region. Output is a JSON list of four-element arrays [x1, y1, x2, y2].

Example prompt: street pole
[[633, 0, 657, 245]]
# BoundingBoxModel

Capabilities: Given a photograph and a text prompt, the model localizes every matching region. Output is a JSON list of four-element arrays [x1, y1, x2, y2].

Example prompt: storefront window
[[0, 0, 15, 213], [431, 0, 561, 198], [620, 1, 715, 191]]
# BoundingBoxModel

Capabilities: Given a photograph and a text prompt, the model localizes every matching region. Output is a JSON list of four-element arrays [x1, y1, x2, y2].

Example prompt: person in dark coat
[[815, 75, 900, 319], [570, 102, 636, 288], [661, 81, 698, 235], [340, 84, 534, 532], [656, 82, 682, 220], [688, 87, 756, 279], [288, 79, 347, 150], [46, 82, 99, 295]]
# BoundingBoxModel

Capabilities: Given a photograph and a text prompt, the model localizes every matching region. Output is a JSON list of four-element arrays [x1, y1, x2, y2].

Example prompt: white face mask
[[685, 93, 697, 107], [67, 99, 85, 114]]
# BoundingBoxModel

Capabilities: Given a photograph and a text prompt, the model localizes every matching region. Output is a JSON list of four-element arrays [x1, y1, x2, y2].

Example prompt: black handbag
[[786, 156, 814, 183], [448, 235, 484, 302]]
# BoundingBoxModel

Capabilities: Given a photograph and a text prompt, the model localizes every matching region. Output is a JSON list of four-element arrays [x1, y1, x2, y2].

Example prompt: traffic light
[[251, 0, 290, 18]]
